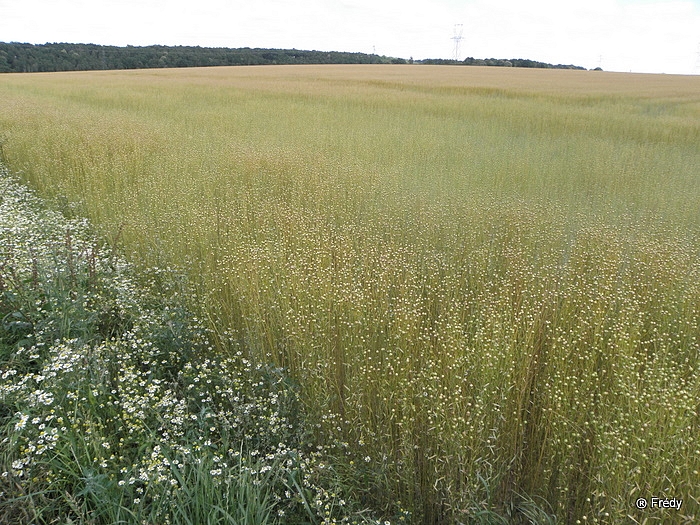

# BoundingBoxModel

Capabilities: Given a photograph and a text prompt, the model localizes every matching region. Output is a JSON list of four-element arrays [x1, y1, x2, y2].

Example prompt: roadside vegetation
[[0, 168, 384, 524], [1, 65, 699, 523]]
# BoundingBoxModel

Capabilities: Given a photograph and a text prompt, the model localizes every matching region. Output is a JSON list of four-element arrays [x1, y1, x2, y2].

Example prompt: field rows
[[1, 65, 699, 523]]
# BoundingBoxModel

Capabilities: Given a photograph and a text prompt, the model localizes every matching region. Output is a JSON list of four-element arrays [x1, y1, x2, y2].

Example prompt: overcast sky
[[1, 0, 699, 74]]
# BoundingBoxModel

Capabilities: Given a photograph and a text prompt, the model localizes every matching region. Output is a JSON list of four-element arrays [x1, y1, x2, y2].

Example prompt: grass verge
[[0, 166, 382, 524]]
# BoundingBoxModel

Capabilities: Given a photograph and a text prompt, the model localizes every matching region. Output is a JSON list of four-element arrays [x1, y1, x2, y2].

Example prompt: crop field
[[1, 64, 700, 523]]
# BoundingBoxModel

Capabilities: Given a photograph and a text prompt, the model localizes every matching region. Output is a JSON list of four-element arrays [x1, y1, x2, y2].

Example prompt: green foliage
[[0, 170, 382, 525], [0, 42, 585, 74], [0, 42, 392, 73], [419, 57, 585, 69]]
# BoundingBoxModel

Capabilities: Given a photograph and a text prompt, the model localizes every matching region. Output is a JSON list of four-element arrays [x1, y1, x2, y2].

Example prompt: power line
[[452, 24, 464, 62]]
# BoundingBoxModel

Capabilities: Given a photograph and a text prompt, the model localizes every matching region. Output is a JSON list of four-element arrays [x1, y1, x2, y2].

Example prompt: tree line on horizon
[[0, 42, 589, 73], [421, 56, 588, 69]]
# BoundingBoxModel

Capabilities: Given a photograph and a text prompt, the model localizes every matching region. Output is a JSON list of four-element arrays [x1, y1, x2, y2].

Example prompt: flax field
[[1, 65, 699, 523]]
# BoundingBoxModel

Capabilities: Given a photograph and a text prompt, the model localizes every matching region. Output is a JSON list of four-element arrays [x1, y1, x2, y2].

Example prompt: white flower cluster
[[0, 169, 382, 524]]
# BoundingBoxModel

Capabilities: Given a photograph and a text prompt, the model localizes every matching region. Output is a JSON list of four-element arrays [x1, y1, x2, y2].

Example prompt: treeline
[[0, 42, 588, 73], [0, 42, 403, 73], [420, 56, 588, 69]]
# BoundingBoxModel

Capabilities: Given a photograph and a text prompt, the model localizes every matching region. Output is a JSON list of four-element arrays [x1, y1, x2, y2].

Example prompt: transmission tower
[[452, 24, 464, 62]]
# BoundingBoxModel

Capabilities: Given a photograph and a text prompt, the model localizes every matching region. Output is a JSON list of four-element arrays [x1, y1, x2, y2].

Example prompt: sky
[[1, 0, 699, 74]]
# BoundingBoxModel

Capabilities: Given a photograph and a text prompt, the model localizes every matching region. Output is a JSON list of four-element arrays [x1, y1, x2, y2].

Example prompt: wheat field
[[1, 65, 699, 523]]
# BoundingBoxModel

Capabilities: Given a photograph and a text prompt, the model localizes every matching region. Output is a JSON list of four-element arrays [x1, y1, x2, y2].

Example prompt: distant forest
[[0, 42, 588, 73], [421, 57, 587, 70]]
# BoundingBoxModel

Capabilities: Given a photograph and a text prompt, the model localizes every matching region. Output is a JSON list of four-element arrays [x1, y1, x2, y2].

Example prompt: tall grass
[[1, 65, 699, 523], [0, 168, 381, 524]]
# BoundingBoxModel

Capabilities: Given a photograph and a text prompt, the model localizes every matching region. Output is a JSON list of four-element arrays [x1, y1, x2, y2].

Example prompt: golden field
[[1, 65, 699, 523]]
